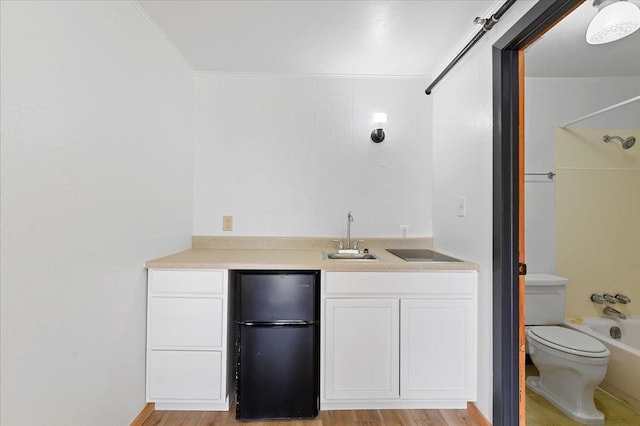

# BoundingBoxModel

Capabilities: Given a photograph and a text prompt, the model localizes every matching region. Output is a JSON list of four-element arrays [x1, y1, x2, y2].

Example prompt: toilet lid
[[527, 326, 609, 358]]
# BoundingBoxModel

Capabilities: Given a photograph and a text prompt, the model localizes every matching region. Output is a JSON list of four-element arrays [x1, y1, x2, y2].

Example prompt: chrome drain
[[610, 326, 622, 340]]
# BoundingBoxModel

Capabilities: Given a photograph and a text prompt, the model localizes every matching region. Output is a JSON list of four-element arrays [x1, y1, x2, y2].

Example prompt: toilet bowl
[[526, 326, 609, 425], [525, 274, 610, 425]]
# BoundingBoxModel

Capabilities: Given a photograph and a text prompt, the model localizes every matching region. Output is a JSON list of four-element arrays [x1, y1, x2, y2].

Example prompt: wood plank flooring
[[143, 406, 485, 426]]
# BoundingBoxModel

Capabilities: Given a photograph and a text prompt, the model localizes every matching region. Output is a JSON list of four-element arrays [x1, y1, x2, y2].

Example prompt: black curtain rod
[[425, 0, 518, 95]]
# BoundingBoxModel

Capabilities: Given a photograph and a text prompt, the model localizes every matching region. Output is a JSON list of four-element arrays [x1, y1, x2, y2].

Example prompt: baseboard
[[321, 400, 468, 410], [467, 402, 491, 426], [130, 403, 154, 426]]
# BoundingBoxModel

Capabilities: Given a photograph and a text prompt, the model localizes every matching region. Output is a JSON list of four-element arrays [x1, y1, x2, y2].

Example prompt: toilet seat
[[527, 326, 609, 358]]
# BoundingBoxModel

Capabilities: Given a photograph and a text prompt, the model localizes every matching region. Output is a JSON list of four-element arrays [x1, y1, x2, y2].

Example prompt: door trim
[[492, 1, 582, 425]]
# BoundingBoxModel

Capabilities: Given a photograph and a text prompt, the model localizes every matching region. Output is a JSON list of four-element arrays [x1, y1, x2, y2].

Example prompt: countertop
[[145, 237, 479, 272]]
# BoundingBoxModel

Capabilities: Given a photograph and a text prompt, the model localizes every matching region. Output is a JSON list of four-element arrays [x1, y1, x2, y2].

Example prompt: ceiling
[[138, 0, 640, 78], [525, 0, 640, 77]]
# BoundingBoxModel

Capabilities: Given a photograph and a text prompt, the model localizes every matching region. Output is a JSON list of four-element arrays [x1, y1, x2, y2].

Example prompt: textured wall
[[0, 2, 194, 424], [193, 73, 432, 238], [431, 1, 538, 420]]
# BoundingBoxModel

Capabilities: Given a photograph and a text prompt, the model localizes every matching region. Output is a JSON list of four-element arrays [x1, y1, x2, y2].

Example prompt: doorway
[[494, 0, 640, 423], [492, 1, 583, 425]]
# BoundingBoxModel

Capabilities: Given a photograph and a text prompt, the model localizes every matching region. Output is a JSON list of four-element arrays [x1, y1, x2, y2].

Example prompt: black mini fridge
[[235, 271, 320, 420]]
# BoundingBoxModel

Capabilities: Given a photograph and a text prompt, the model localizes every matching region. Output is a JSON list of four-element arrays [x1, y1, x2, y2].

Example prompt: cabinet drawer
[[325, 271, 475, 296], [148, 350, 222, 400], [150, 297, 224, 348], [150, 270, 224, 295]]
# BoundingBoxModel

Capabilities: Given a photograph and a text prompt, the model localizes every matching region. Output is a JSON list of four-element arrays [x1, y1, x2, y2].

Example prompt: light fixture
[[586, 0, 640, 45], [371, 112, 387, 143]]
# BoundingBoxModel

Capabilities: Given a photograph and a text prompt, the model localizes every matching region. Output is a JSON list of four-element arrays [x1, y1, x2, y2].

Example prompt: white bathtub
[[565, 316, 640, 411]]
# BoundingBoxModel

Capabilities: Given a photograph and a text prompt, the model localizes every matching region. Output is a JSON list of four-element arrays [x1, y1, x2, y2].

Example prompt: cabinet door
[[325, 298, 399, 400], [400, 298, 475, 400]]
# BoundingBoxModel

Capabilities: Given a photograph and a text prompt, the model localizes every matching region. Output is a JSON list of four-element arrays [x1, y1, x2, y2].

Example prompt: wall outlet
[[457, 197, 466, 217], [400, 225, 409, 238], [222, 215, 233, 231]]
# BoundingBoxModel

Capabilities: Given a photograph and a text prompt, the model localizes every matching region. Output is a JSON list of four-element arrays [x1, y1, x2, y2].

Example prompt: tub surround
[[146, 236, 479, 271], [556, 128, 640, 319]]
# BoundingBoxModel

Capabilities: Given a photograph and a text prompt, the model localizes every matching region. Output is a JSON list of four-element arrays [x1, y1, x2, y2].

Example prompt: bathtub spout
[[603, 306, 627, 320]]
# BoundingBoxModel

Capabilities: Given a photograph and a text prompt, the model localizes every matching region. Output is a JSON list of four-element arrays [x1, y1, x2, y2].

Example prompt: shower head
[[603, 135, 636, 150], [623, 136, 636, 149]]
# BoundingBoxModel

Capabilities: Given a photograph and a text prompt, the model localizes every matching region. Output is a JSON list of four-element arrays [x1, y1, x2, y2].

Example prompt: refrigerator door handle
[[237, 320, 315, 326]]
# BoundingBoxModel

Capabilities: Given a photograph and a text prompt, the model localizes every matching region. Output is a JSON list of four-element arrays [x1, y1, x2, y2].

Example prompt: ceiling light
[[586, 0, 640, 45]]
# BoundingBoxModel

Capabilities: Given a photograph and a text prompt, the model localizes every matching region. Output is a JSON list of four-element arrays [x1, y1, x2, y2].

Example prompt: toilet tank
[[525, 273, 568, 325]]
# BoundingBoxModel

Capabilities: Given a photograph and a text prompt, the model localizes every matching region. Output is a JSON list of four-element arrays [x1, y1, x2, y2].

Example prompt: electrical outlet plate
[[223, 215, 233, 231]]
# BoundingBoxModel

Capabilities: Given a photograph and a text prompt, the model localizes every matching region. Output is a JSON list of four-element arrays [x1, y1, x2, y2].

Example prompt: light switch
[[457, 197, 466, 217]]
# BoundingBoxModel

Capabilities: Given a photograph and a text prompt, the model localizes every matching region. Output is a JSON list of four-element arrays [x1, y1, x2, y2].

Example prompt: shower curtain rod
[[560, 95, 640, 128]]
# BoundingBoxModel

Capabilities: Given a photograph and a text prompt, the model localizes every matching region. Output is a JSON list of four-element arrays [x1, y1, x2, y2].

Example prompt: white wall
[[431, 1, 537, 421], [524, 77, 640, 274], [0, 2, 193, 425], [194, 73, 432, 238]]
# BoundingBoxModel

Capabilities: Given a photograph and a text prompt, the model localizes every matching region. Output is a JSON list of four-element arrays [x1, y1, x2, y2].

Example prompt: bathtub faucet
[[603, 306, 627, 320], [615, 294, 631, 304]]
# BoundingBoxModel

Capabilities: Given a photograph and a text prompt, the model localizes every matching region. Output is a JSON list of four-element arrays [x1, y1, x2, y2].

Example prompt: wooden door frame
[[492, 1, 582, 424]]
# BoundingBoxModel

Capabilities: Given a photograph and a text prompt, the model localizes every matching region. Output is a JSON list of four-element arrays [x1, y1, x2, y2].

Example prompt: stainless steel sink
[[323, 251, 379, 261]]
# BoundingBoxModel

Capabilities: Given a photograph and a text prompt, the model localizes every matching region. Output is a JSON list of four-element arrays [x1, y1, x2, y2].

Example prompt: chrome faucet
[[332, 212, 364, 252], [603, 306, 627, 320], [347, 211, 353, 249], [603, 293, 617, 304], [615, 294, 631, 304]]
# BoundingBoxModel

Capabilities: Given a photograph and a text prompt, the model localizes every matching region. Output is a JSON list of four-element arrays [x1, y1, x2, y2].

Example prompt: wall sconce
[[586, 0, 640, 45], [371, 112, 387, 143]]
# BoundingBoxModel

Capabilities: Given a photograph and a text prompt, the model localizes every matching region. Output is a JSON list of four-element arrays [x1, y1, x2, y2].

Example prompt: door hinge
[[518, 263, 527, 276]]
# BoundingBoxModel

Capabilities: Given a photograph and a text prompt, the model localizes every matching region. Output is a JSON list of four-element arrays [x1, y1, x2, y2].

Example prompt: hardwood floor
[[143, 406, 486, 426]]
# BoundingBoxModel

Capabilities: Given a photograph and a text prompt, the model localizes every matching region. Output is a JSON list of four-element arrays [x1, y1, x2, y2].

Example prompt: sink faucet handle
[[353, 240, 365, 250], [590, 294, 605, 304], [603, 293, 617, 304], [615, 294, 631, 304], [332, 240, 344, 250]]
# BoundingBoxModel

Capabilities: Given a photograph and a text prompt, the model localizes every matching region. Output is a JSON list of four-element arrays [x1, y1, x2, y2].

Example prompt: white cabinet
[[146, 269, 229, 411], [322, 271, 477, 410], [400, 298, 475, 400], [324, 298, 399, 400], [148, 350, 222, 400], [149, 297, 224, 348]]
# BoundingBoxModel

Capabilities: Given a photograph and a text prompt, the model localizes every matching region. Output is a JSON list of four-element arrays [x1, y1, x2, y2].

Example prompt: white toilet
[[525, 274, 610, 425]]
